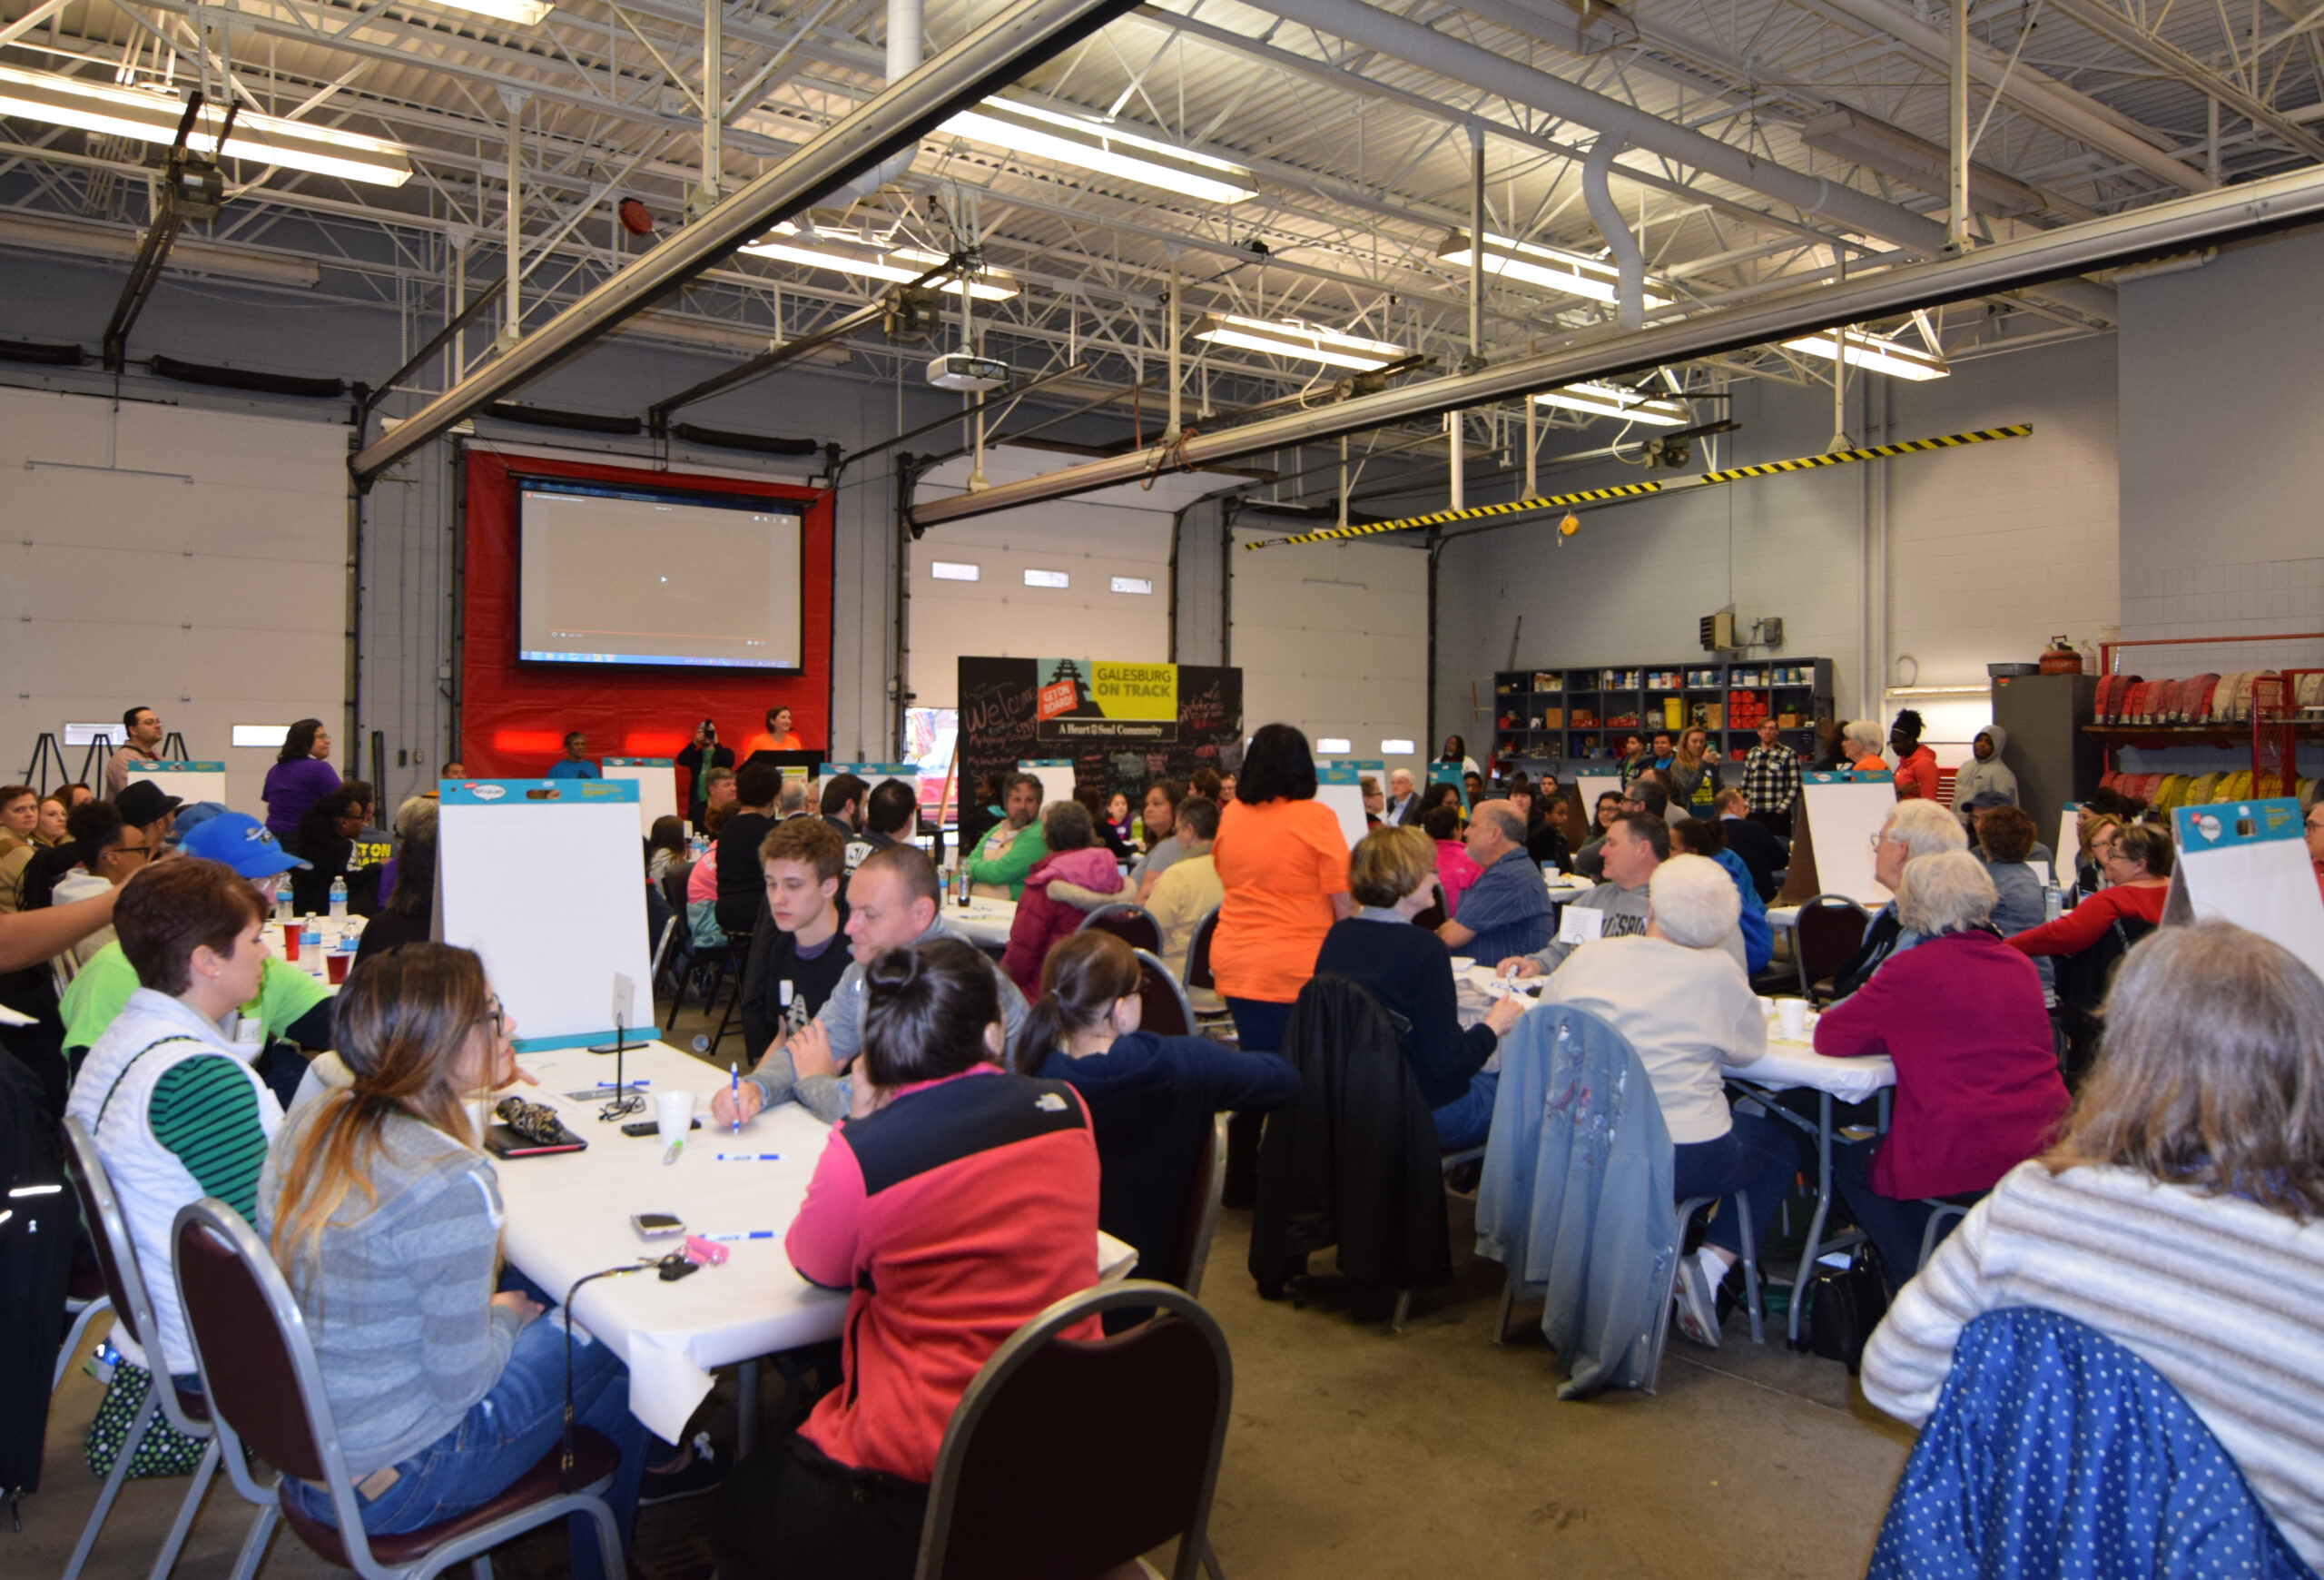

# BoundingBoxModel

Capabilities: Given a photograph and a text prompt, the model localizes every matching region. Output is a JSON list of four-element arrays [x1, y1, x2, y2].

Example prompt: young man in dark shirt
[[740, 816, 853, 1062]]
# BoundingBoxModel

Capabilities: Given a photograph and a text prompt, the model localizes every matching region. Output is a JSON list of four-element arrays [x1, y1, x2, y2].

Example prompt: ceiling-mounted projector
[[926, 351, 1009, 392]]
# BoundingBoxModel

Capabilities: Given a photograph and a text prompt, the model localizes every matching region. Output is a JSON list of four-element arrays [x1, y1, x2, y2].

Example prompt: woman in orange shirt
[[1210, 724, 1355, 1058], [741, 704, 804, 758]]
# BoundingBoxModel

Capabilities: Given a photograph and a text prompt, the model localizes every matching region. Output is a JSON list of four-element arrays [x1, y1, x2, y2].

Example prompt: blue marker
[[714, 1153, 783, 1162], [596, 1080, 650, 1088], [702, 1229, 777, 1242]]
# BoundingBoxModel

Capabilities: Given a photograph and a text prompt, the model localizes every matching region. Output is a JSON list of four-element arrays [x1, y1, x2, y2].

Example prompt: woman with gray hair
[[1861, 922, 2324, 1566], [1840, 718, 1890, 775], [1540, 854, 1791, 1348], [1815, 849, 2067, 1287]]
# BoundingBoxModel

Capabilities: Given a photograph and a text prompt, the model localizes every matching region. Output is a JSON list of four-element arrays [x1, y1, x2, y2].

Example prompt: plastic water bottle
[[329, 877, 348, 919], [274, 874, 293, 923], [2043, 879, 2063, 923]]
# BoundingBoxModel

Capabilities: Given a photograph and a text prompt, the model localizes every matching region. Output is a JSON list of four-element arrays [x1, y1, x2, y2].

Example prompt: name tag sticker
[[1557, 907, 1606, 946]]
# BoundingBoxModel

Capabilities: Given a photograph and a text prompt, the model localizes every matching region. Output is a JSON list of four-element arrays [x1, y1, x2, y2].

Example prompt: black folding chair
[[172, 1200, 625, 1580], [915, 1282, 1231, 1580], [1077, 901, 1163, 954], [1132, 948, 1196, 1038]]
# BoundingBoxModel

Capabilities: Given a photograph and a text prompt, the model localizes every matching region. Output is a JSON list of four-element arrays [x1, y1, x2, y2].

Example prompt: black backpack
[[1796, 1240, 1890, 1374]]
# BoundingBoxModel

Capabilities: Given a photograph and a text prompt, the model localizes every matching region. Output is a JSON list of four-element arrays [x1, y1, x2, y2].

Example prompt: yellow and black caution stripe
[[1244, 422, 2034, 550], [1694, 423, 2033, 486]]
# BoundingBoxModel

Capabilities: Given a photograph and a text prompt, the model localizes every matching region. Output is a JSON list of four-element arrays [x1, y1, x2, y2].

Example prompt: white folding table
[[494, 1042, 1133, 1443]]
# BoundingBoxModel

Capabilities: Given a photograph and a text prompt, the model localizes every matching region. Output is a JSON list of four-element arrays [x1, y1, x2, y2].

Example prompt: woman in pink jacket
[[1001, 798, 1123, 996], [1815, 849, 2068, 1288]]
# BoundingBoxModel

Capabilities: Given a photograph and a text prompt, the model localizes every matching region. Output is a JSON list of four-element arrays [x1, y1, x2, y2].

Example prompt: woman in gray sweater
[[257, 944, 653, 1578]]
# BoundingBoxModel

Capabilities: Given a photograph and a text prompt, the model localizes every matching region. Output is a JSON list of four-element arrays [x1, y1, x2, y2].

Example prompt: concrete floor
[[17, 999, 1916, 1580]]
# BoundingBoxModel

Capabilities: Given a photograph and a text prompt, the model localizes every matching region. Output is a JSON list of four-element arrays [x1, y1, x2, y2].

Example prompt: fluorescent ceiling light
[[1531, 381, 1690, 426], [1781, 329, 1949, 380], [0, 211, 320, 286], [428, 0, 555, 22], [0, 65, 412, 186], [941, 99, 1256, 205], [738, 223, 1017, 300], [1190, 313, 1406, 371], [1437, 230, 1670, 308]]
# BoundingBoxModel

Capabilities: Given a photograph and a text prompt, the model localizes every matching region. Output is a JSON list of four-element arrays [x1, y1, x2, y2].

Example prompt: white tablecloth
[[945, 896, 1018, 949], [1452, 967, 1896, 1101], [495, 1042, 1133, 1440], [1766, 905, 1800, 933], [1728, 1005, 1896, 1101]]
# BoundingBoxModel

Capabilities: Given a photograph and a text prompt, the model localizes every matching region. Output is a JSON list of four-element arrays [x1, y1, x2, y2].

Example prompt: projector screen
[[517, 479, 803, 670]]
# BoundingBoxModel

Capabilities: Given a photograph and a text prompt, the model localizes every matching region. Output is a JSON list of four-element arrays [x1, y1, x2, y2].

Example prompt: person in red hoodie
[[1886, 708, 1941, 802], [2308, 798, 2324, 903], [714, 936, 1100, 1580], [1816, 849, 2069, 1286]]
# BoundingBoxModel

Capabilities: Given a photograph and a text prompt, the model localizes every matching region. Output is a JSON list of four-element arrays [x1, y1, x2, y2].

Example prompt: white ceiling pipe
[[1259, 0, 1955, 257], [1581, 133, 1645, 331], [908, 156, 2324, 527]]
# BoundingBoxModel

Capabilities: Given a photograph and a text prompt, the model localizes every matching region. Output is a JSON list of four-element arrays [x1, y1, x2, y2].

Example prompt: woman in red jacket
[[714, 937, 1101, 1580], [2007, 822, 2172, 958], [1816, 850, 2068, 1287]]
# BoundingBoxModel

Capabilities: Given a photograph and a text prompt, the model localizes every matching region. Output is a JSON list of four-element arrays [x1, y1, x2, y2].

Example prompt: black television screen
[[516, 479, 803, 671]]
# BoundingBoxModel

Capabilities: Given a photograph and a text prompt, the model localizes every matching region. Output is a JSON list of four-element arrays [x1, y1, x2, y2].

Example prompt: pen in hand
[[730, 1062, 740, 1134]]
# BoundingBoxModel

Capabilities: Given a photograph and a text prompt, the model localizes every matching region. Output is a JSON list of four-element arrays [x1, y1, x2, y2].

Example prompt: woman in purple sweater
[[264, 718, 340, 852]]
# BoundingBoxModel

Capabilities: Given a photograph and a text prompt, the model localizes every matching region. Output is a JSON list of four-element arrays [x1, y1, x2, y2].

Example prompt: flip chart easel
[[1316, 765, 1369, 851], [1778, 771, 1897, 906], [129, 760, 228, 806], [2058, 802, 2082, 887], [2166, 799, 2324, 984], [1019, 758, 1078, 812], [438, 779, 653, 1051], [1573, 769, 1624, 834], [600, 758, 677, 837]]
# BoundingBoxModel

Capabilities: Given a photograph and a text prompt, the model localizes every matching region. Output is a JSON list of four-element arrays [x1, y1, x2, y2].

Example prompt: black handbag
[[1796, 1241, 1890, 1374]]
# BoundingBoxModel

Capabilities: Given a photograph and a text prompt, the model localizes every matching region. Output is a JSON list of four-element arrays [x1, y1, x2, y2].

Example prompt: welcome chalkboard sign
[[957, 657, 1244, 851]]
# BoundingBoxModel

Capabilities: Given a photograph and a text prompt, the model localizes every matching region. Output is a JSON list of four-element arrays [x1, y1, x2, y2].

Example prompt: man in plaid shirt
[[1740, 717, 1801, 835]]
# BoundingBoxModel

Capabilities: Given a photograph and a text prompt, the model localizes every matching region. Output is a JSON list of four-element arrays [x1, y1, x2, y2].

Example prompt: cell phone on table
[[620, 1118, 701, 1137], [631, 1212, 685, 1239]]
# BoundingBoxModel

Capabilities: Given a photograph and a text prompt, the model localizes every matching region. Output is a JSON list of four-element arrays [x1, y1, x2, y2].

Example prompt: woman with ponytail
[[717, 936, 1102, 1580], [257, 944, 670, 1577], [1026, 930, 1298, 1303]]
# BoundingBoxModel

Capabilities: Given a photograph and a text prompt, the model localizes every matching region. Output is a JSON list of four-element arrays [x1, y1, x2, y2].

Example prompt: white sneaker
[[1675, 1249, 1725, 1348]]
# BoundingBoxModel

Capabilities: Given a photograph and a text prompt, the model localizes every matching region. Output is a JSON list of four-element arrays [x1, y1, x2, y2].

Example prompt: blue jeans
[[281, 1315, 650, 1580], [1833, 1138, 1983, 1285], [1670, 1112, 1797, 1256], [1223, 995, 1294, 1055], [1432, 1073, 1499, 1151]]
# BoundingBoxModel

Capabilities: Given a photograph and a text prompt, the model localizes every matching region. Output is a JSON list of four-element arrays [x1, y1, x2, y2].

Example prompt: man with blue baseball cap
[[59, 813, 332, 1105]]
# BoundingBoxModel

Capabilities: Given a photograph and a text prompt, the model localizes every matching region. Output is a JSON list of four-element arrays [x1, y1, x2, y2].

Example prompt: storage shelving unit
[[1492, 657, 1836, 768]]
